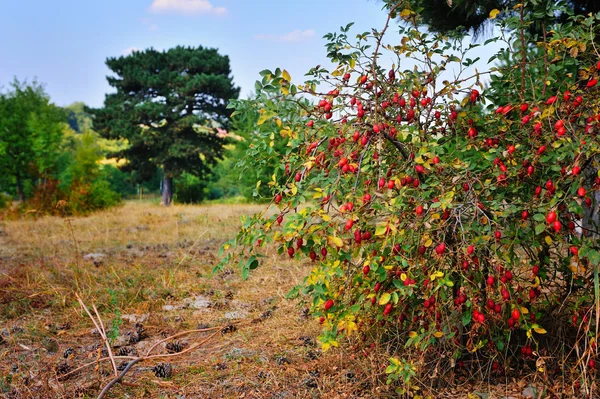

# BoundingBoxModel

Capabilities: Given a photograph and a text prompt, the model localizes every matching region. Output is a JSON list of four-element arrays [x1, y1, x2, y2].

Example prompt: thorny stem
[[371, 2, 403, 120]]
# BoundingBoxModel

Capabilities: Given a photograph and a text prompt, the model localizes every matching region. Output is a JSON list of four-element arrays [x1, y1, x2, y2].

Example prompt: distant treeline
[[0, 78, 275, 216]]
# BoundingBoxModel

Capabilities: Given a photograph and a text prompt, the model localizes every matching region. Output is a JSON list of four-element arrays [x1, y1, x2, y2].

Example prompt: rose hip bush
[[218, 1, 600, 392]]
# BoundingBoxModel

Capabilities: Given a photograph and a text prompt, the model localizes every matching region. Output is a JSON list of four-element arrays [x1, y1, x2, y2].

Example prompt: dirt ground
[[0, 202, 581, 398]]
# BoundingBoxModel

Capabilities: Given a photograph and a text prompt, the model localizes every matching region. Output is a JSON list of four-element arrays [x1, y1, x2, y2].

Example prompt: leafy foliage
[[392, 0, 600, 37], [219, 2, 600, 391], [88, 46, 240, 205], [0, 79, 66, 201]]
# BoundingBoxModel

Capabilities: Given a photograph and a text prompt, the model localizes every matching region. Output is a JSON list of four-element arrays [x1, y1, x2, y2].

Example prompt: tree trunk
[[16, 171, 24, 202], [161, 174, 173, 206]]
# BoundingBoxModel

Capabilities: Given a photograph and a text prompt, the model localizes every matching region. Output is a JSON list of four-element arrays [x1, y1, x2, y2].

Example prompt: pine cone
[[55, 361, 71, 375], [135, 323, 147, 340], [117, 346, 137, 356], [165, 340, 187, 354], [152, 363, 172, 378], [63, 347, 75, 359], [220, 324, 237, 335]]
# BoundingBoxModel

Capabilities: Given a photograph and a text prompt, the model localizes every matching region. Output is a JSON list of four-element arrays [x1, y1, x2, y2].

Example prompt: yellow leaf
[[533, 327, 547, 334], [400, 273, 407, 281], [379, 292, 391, 305], [433, 331, 443, 338], [400, 8, 414, 18], [545, 236, 553, 245], [489, 9, 500, 19], [408, 331, 417, 338], [257, 114, 269, 126], [327, 235, 343, 248], [430, 271, 444, 281], [282, 69, 291, 82], [520, 307, 529, 314], [375, 223, 388, 237], [424, 238, 433, 248], [291, 184, 298, 195], [281, 86, 289, 95]]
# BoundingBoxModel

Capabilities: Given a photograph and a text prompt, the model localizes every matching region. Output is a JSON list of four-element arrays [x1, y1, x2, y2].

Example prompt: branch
[[381, 131, 409, 160]]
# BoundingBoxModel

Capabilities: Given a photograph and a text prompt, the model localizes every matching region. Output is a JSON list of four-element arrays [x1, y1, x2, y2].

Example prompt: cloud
[[122, 47, 140, 55], [253, 29, 316, 43], [140, 17, 159, 31], [149, 0, 227, 16]]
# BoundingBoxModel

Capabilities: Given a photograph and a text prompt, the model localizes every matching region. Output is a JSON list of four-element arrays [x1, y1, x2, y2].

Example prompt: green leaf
[[462, 311, 472, 326], [535, 223, 546, 235]]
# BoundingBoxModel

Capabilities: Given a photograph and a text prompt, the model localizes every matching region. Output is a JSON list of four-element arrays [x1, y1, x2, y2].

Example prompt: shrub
[[0, 193, 12, 210], [174, 172, 209, 203], [219, 1, 600, 393]]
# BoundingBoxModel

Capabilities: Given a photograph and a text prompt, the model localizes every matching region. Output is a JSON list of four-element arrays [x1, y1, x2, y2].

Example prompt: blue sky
[[0, 0, 392, 108]]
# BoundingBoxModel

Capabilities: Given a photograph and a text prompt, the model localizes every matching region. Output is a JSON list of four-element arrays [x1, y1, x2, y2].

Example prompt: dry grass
[[0, 201, 580, 399], [0, 201, 382, 399]]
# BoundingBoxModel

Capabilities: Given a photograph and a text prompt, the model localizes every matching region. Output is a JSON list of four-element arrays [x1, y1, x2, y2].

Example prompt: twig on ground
[[75, 294, 118, 376]]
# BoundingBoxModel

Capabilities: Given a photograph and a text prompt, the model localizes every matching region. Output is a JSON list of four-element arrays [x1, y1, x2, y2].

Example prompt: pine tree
[[88, 46, 239, 205]]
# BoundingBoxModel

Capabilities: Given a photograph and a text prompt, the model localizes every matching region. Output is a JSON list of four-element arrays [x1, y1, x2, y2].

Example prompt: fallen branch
[[62, 298, 252, 399]]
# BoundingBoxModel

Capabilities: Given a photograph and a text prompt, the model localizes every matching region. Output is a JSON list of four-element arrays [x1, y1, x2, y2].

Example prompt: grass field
[[0, 201, 550, 399], [0, 201, 379, 399]]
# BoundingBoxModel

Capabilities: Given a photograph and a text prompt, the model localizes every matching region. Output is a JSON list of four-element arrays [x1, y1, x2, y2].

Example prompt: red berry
[[511, 308, 521, 321], [416, 205, 424, 216], [363, 265, 370, 275], [553, 220, 562, 232], [546, 211, 557, 224], [324, 299, 334, 310], [435, 243, 446, 255], [287, 247, 295, 257], [383, 303, 393, 316], [578, 187, 586, 197]]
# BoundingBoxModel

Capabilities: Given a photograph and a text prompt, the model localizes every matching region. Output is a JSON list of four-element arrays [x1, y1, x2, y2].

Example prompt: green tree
[[0, 79, 66, 201], [391, 0, 600, 37], [88, 46, 240, 206]]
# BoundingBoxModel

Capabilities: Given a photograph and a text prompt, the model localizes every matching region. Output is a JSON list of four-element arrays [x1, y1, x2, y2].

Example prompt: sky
[[0, 0, 395, 108]]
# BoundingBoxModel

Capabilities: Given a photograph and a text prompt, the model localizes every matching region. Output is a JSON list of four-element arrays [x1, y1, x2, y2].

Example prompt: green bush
[[0, 193, 11, 210], [174, 172, 208, 203], [220, 3, 600, 393]]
